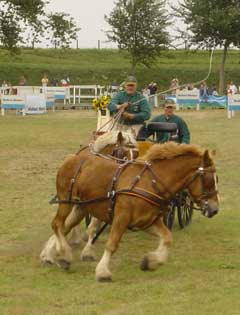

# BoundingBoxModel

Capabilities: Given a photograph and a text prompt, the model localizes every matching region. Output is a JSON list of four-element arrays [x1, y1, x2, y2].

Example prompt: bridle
[[183, 165, 219, 213], [111, 142, 139, 161]]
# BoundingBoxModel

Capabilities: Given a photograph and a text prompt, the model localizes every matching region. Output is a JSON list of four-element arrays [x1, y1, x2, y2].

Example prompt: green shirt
[[108, 91, 151, 125], [150, 114, 190, 144]]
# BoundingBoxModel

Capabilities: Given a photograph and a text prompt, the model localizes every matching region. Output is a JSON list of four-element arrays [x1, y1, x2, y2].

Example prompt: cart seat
[[147, 122, 178, 133]]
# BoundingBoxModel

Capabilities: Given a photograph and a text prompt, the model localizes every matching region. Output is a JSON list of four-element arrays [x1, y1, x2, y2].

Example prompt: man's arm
[[107, 93, 122, 114], [130, 98, 151, 123], [179, 118, 190, 144]]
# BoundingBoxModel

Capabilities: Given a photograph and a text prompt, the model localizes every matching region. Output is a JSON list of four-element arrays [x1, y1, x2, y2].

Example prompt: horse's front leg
[[40, 204, 85, 269], [95, 213, 130, 282], [141, 216, 173, 271], [80, 217, 101, 261]]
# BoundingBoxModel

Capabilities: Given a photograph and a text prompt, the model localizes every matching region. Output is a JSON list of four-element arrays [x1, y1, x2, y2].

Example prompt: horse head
[[93, 131, 139, 160], [187, 150, 219, 218], [111, 131, 139, 160]]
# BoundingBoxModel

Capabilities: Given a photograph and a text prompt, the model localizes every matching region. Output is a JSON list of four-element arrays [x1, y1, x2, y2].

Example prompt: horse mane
[[93, 131, 137, 153], [143, 142, 205, 161]]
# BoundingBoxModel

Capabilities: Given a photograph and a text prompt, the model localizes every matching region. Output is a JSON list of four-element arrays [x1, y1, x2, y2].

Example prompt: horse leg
[[80, 217, 99, 261], [140, 217, 173, 271], [66, 207, 84, 247], [40, 205, 85, 266], [95, 214, 130, 282]]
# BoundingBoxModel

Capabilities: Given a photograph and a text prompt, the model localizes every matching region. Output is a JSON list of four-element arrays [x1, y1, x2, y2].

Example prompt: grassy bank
[[0, 109, 239, 315], [0, 48, 240, 89]]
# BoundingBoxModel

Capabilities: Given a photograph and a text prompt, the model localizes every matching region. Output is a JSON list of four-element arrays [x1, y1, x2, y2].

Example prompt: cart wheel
[[163, 205, 175, 230], [177, 192, 194, 229]]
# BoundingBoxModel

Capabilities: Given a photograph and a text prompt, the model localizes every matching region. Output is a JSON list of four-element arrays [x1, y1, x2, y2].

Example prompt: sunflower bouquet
[[92, 95, 111, 112]]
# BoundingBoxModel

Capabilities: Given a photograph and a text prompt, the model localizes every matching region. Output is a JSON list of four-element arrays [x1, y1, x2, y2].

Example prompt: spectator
[[170, 78, 179, 95], [212, 86, 218, 96], [200, 81, 209, 102], [61, 76, 70, 87], [41, 74, 49, 87], [51, 78, 58, 87], [1, 80, 8, 88], [142, 85, 150, 99], [229, 81, 238, 94], [148, 82, 158, 108], [19, 76, 27, 86], [187, 83, 194, 91]]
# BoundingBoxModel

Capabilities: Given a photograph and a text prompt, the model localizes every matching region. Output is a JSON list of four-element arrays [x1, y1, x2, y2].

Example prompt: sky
[[46, 0, 183, 49]]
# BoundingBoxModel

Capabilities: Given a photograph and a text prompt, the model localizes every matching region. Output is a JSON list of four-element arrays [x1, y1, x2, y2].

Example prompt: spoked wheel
[[163, 204, 175, 230], [177, 191, 194, 229]]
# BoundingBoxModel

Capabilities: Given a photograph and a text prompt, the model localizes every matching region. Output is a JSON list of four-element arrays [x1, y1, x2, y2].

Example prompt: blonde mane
[[93, 131, 137, 153], [143, 142, 204, 161]]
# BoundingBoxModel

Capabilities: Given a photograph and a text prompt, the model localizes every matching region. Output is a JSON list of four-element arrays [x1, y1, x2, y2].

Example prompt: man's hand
[[117, 102, 129, 110], [122, 112, 134, 120]]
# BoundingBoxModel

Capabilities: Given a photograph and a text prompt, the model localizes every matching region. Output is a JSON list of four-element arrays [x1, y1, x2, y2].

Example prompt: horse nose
[[208, 210, 218, 218]]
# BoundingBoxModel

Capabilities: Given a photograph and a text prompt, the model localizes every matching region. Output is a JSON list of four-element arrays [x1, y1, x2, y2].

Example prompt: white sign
[[227, 94, 240, 118], [25, 95, 46, 115], [45, 87, 69, 100], [177, 89, 200, 100], [228, 94, 240, 110]]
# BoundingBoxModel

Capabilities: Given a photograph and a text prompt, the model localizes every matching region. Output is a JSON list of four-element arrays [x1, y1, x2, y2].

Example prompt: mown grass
[[0, 48, 240, 88], [0, 109, 240, 315]]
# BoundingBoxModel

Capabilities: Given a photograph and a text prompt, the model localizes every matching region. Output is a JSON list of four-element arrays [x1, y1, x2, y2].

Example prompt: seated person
[[147, 99, 190, 144], [108, 76, 151, 136]]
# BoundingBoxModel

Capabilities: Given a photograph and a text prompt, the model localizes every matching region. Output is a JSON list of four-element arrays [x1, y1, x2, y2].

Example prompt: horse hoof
[[140, 256, 150, 271], [96, 276, 112, 283], [81, 255, 96, 262], [57, 259, 71, 270], [41, 260, 54, 267]]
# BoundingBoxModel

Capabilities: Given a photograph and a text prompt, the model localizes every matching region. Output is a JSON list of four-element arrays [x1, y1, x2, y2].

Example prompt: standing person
[[200, 81, 209, 102], [148, 99, 190, 144], [148, 82, 158, 108], [170, 78, 179, 95], [108, 76, 151, 136], [41, 74, 49, 87], [229, 81, 238, 94]]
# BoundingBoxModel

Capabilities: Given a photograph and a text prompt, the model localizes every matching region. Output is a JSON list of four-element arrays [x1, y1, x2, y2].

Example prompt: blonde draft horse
[[41, 142, 219, 281], [40, 130, 138, 263]]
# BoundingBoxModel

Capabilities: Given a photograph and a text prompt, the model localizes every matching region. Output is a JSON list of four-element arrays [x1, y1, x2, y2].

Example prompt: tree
[[46, 13, 80, 49], [105, 0, 170, 73], [175, 0, 240, 94], [0, 0, 46, 52], [0, 1, 80, 52]]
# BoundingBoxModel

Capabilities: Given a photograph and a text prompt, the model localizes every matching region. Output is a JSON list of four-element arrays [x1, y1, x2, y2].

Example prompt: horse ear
[[203, 150, 212, 167], [117, 132, 124, 144]]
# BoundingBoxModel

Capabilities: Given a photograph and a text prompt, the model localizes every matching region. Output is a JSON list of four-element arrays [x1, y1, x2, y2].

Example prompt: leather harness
[[50, 149, 218, 242]]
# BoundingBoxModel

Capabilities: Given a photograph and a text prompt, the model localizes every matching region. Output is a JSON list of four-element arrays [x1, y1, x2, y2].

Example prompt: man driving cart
[[108, 76, 151, 136]]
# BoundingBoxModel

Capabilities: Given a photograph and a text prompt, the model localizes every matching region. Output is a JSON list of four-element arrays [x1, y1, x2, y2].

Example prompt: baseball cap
[[125, 76, 137, 84], [164, 99, 176, 107]]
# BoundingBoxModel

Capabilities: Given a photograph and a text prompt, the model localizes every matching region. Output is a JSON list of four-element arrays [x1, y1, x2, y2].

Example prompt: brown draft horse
[[41, 142, 219, 282], [65, 131, 139, 247]]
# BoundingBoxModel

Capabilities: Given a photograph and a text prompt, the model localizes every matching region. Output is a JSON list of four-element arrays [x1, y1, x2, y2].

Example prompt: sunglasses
[[126, 84, 136, 87]]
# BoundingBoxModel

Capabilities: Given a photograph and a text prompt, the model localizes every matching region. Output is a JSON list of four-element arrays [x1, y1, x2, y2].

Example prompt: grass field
[[0, 109, 240, 315], [0, 48, 240, 89]]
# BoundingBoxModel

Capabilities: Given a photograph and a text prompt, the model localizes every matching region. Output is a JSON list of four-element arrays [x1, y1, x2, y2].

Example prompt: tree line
[[0, 0, 240, 94], [0, 0, 80, 52]]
